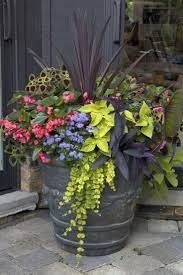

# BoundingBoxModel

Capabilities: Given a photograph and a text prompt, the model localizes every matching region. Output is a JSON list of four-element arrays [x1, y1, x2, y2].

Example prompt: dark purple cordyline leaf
[[110, 113, 125, 156], [119, 129, 137, 148], [98, 44, 126, 88], [100, 65, 122, 96], [28, 48, 47, 69], [105, 97, 127, 112], [115, 151, 129, 181], [143, 152, 155, 159], [98, 23, 137, 87], [69, 12, 111, 98], [111, 49, 153, 89], [91, 155, 110, 168], [123, 148, 146, 158]]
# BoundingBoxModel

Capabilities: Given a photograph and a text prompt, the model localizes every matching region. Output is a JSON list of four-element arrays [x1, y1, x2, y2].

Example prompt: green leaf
[[81, 138, 96, 152], [91, 113, 103, 126], [7, 111, 21, 121], [172, 148, 183, 165], [135, 118, 148, 127], [79, 103, 100, 113], [32, 148, 41, 161], [7, 92, 23, 106], [140, 117, 154, 138], [96, 120, 112, 138], [165, 90, 183, 137], [41, 96, 58, 106], [153, 173, 164, 185], [31, 112, 48, 124], [166, 172, 178, 187], [124, 110, 136, 123], [139, 101, 152, 117], [96, 138, 109, 153]]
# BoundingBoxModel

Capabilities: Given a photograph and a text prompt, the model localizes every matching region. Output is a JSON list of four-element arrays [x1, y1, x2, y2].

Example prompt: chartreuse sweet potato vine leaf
[[79, 101, 114, 154], [136, 101, 154, 138], [124, 101, 154, 138]]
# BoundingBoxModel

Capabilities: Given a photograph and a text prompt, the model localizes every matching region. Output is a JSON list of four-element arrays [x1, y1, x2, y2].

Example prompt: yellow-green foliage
[[60, 152, 115, 257], [124, 101, 154, 138], [79, 100, 115, 154]]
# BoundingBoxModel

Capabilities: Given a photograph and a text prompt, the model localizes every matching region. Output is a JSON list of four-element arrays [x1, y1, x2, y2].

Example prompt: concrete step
[[0, 191, 38, 219]]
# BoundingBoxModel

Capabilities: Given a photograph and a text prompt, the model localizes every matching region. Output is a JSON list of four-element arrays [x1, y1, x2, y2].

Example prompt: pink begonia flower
[[153, 106, 164, 113], [12, 129, 31, 144], [37, 104, 45, 112], [47, 107, 53, 115], [45, 118, 65, 132], [32, 124, 48, 139], [62, 92, 75, 103], [38, 152, 50, 163], [18, 116, 24, 122], [22, 96, 36, 105]]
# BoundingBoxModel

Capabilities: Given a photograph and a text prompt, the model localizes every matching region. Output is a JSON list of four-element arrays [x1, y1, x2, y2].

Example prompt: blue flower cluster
[[42, 112, 95, 162], [68, 112, 89, 129], [43, 112, 92, 162]]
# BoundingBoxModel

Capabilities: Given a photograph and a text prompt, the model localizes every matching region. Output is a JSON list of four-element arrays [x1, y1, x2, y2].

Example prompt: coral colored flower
[[12, 128, 31, 144], [18, 116, 24, 122], [47, 107, 53, 115], [62, 92, 75, 103], [22, 96, 36, 105], [45, 118, 65, 132], [32, 124, 47, 139], [38, 152, 50, 163], [0, 119, 18, 136], [37, 104, 45, 112], [0, 119, 31, 143]]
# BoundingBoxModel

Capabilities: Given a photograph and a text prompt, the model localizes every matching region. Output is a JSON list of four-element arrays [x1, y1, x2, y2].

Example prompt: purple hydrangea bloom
[[46, 136, 55, 145], [55, 137, 62, 143], [77, 152, 83, 159], [66, 130, 72, 137], [76, 123, 84, 129], [86, 125, 96, 133], [59, 153, 65, 161]]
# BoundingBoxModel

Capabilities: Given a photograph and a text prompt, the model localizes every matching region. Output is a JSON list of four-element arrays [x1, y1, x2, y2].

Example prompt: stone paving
[[0, 210, 183, 274]]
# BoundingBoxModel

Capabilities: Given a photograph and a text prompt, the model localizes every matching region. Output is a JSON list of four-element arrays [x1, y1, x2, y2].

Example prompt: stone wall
[[21, 159, 48, 208]]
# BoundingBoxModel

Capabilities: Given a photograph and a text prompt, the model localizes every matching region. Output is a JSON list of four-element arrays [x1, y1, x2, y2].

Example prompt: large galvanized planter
[[41, 160, 141, 256]]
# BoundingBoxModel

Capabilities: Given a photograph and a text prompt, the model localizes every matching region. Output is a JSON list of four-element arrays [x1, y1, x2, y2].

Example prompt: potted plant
[[1, 13, 183, 258]]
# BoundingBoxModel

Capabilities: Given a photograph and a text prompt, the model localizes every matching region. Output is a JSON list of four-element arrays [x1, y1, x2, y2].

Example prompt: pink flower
[[12, 129, 31, 144], [153, 106, 164, 113], [38, 152, 50, 163], [83, 92, 89, 100], [23, 96, 36, 105], [47, 107, 53, 115], [18, 116, 24, 122], [62, 92, 75, 103], [163, 90, 169, 97], [45, 118, 65, 133], [0, 119, 18, 136], [32, 124, 47, 139], [37, 104, 45, 112]]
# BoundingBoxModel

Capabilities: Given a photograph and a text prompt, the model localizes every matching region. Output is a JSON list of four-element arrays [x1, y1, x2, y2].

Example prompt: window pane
[[125, 0, 183, 83]]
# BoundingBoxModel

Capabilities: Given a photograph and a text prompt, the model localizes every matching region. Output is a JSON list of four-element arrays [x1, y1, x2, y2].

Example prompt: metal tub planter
[[42, 160, 141, 256]]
